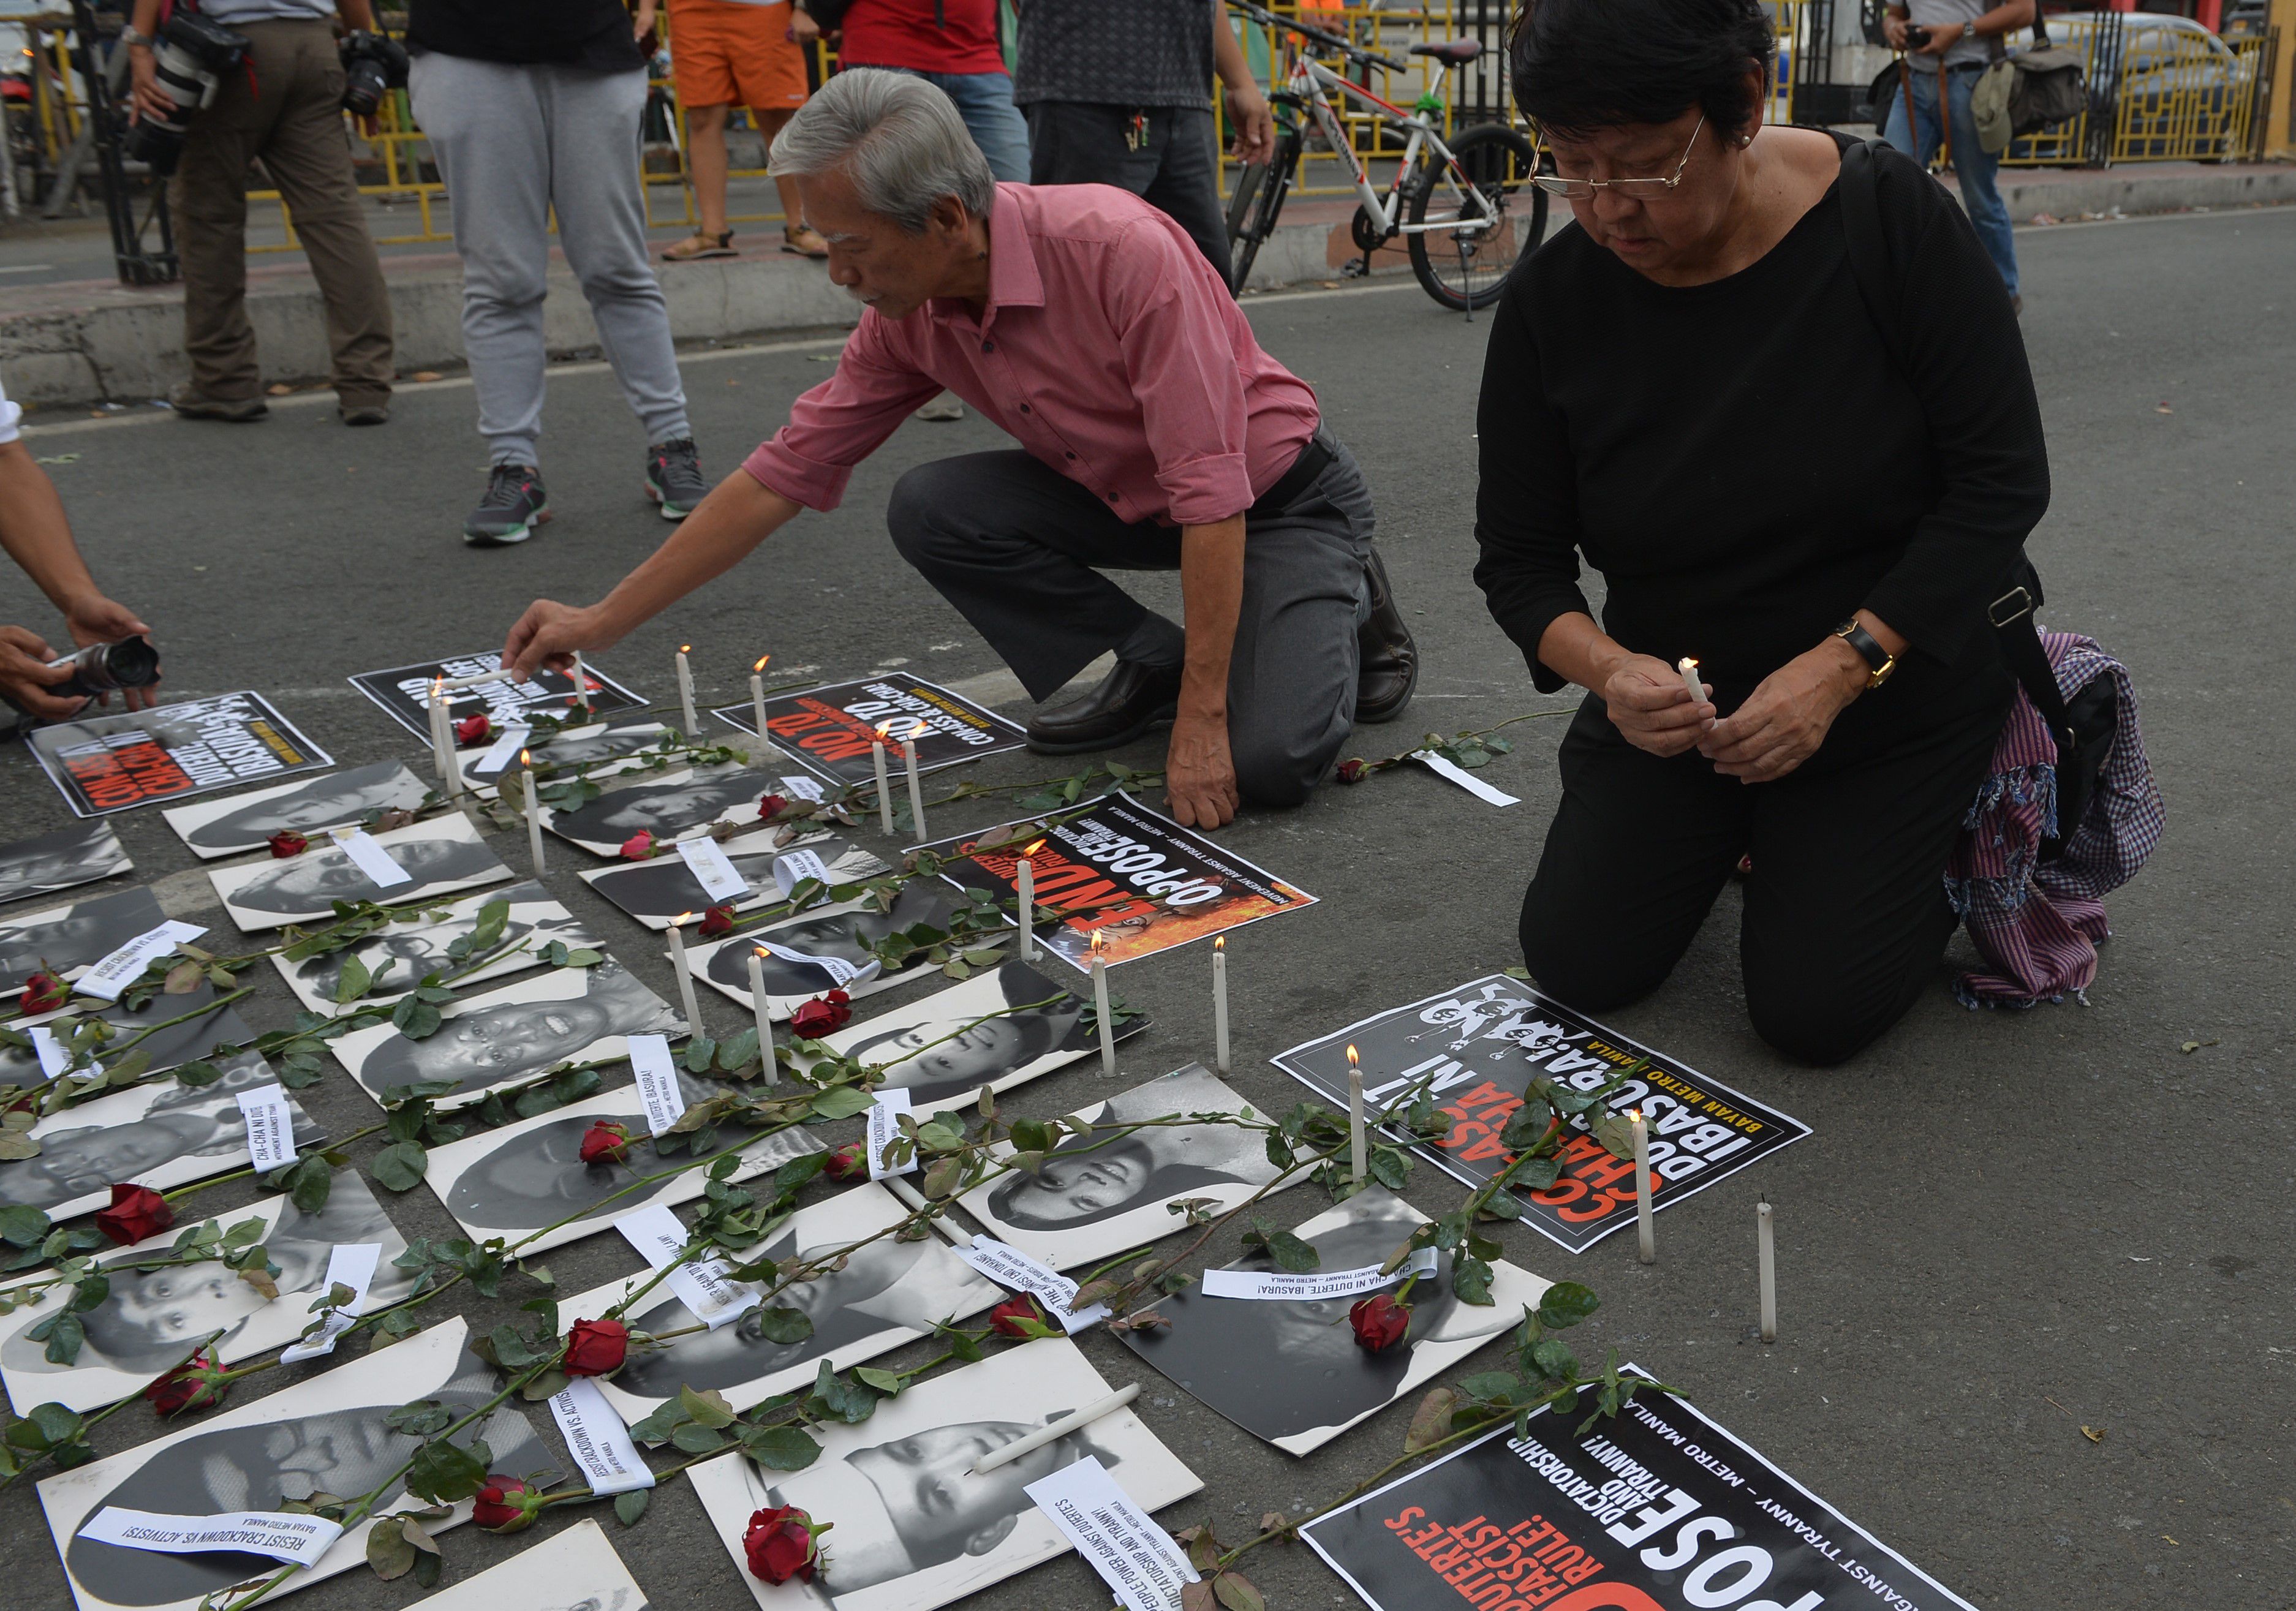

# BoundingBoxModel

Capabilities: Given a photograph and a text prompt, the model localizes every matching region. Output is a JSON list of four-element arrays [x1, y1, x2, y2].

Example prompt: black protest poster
[[1302, 1372, 1980, 1611], [1274, 976, 1807, 1254], [738, 675, 1026, 787], [347, 653, 646, 739], [26, 693, 333, 818]]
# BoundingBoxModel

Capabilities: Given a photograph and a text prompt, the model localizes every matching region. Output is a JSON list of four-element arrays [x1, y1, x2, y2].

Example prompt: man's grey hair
[[768, 69, 997, 232]]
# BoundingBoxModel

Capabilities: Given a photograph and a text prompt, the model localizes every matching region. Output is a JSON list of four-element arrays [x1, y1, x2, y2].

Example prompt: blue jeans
[[1882, 66, 2018, 296], [842, 65, 1031, 182]]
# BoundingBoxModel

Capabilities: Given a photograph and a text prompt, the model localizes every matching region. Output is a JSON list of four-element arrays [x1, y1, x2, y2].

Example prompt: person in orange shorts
[[663, 0, 829, 260]]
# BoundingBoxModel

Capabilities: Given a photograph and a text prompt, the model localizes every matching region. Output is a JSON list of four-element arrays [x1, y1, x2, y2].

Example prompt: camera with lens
[[51, 635, 162, 701], [121, 12, 250, 178], [339, 31, 409, 119], [1903, 23, 1932, 48]]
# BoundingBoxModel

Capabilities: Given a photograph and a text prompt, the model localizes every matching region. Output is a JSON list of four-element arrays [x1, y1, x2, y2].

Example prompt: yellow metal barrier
[[2000, 16, 2275, 167]]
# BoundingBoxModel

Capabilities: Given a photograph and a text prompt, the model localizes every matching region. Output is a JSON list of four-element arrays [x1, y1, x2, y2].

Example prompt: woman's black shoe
[[1024, 660, 1183, 755], [1355, 548, 1418, 723]]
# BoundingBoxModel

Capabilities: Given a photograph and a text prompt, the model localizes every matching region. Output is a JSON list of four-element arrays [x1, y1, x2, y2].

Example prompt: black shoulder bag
[[1835, 140, 2113, 859]]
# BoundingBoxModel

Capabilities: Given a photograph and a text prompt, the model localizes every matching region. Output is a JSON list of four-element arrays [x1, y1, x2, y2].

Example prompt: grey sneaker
[[169, 384, 267, 423], [645, 437, 709, 519], [464, 464, 551, 547]]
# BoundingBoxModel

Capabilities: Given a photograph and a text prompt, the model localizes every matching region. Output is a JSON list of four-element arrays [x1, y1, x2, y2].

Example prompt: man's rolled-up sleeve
[[742, 317, 943, 511], [1111, 230, 1256, 526]]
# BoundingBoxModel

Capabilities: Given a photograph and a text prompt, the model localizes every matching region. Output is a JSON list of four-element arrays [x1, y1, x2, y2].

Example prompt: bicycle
[[1223, 1, 1544, 314]]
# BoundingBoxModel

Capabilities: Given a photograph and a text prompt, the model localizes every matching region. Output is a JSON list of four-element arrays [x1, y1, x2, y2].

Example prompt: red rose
[[562, 1317, 629, 1376], [757, 793, 790, 821], [824, 1141, 866, 1182], [266, 830, 309, 858], [698, 904, 736, 938], [619, 830, 655, 861], [145, 1352, 230, 1417], [742, 1505, 820, 1585], [578, 1120, 631, 1166], [454, 714, 491, 744], [787, 989, 853, 1039], [472, 1475, 543, 1533], [989, 1296, 1046, 1337], [1348, 1291, 1411, 1352], [1335, 758, 1369, 784], [19, 971, 69, 1015], [94, 1183, 173, 1247]]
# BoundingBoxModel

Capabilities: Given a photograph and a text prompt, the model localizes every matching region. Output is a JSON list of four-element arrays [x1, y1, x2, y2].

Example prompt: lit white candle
[[665, 913, 704, 1035], [427, 678, 453, 782], [747, 947, 778, 1087], [1678, 657, 1705, 705], [1631, 1110, 1655, 1264], [903, 736, 928, 844], [870, 726, 895, 834], [1346, 1043, 1367, 1185], [749, 654, 779, 760], [1089, 929, 1115, 1077], [1757, 1199, 1777, 1343], [1015, 843, 1041, 962], [572, 651, 594, 715], [1212, 937, 1230, 1074], [676, 644, 700, 737], [521, 749, 546, 874]]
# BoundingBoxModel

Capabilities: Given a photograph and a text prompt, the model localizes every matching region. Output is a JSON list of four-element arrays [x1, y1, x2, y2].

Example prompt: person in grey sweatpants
[[407, 10, 712, 546]]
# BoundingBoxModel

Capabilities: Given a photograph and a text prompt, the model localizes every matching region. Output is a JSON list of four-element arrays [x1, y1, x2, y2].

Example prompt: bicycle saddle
[[1410, 39, 1482, 65]]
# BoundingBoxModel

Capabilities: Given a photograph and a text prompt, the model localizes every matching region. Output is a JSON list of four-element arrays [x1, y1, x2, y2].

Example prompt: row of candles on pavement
[[425, 651, 1782, 1343]]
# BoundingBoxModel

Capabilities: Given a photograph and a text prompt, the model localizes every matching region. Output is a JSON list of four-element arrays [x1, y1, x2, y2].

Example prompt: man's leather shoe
[[1355, 548, 1418, 723], [1025, 659, 1182, 755]]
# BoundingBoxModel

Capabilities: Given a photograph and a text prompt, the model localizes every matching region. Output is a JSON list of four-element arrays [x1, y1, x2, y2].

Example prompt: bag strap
[[1835, 140, 2074, 760]]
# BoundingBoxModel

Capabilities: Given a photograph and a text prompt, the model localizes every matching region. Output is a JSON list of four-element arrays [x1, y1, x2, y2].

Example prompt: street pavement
[[0, 205, 2289, 1610]]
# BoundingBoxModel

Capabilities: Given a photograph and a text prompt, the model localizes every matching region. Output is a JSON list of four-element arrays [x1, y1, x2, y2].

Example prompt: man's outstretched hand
[[1165, 709, 1239, 830], [64, 594, 158, 711], [0, 625, 86, 720], [503, 600, 618, 681]]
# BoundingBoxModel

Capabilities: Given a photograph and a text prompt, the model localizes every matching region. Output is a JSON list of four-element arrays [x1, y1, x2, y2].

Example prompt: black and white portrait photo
[[961, 1063, 1302, 1269], [0, 1052, 321, 1219], [809, 960, 1144, 1117], [160, 761, 431, 859], [461, 719, 671, 793], [415, 1520, 649, 1611], [206, 815, 513, 930], [331, 960, 684, 1109], [1118, 1186, 1548, 1457], [0, 885, 167, 995], [422, 1081, 825, 1256], [37, 1319, 540, 1611], [543, 765, 789, 856], [0, 1169, 412, 1412], [574, 1183, 1000, 1419], [579, 828, 888, 931], [689, 881, 999, 1022], [0, 821, 131, 909], [1, 981, 255, 1091], [691, 1337, 1200, 1611], [270, 881, 601, 1014]]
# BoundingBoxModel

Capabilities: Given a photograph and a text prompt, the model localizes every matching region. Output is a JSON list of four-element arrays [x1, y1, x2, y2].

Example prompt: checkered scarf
[[1944, 632, 2164, 1007]]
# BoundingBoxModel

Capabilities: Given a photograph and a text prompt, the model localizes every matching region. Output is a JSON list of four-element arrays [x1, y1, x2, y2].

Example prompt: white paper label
[[866, 1088, 915, 1181], [477, 724, 533, 774], [332, 829, 415, 888], [770, 848, 831, 897], [27, 1025, 72, 1079], [75, 920, 207, 1003], [1199, 1247, 1438, 1302], [614, 1202, 762, 1330], [627, 1034, 687, 1139], [758, 941, 881, 991], [779, 774, 826, 802], [234, 1085, 298, 1171], [1411, 750, 1520, 807], [1024, 1456, 1199, 1610], [547, 1376, 656, 1496], [955, 1234, 1111, 1334], [676, 837, 751, 902], [278, 1242, 383, 1362], [78, 1506, 347, 1568]]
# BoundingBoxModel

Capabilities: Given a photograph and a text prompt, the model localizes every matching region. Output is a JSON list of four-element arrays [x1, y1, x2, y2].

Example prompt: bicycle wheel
[[1407, 123, 1546, 312], [1226, 130, 1301, 291]]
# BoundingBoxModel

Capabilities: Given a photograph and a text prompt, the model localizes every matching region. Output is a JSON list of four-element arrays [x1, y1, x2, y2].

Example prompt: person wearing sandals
[[661, 0, 831, 264]]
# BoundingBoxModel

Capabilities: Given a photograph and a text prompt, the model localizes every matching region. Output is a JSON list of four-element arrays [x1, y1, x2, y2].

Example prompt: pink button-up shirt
[[742, 183, 1320, 529]]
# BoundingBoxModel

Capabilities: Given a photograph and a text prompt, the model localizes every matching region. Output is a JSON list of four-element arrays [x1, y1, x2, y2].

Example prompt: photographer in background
[[126, 0, 397, 425], [1881, 0, 2033, 310], [0, 374, 159, 720]]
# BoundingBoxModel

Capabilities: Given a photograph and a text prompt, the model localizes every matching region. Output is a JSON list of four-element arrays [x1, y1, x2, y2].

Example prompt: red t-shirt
[[837, 0, 1006, 75]]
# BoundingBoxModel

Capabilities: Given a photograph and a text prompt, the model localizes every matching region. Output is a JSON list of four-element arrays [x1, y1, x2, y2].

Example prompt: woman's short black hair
[[1512, 0, 1775, 143]]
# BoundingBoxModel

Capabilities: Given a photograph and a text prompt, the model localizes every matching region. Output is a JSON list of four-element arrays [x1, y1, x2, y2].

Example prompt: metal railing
[[1995, 14, 2275, 167]]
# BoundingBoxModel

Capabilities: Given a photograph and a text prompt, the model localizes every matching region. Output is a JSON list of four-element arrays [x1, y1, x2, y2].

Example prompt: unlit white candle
[[1757, 1199, 1777, 1343], [904, 738, 927, 844], [572, 651, 593, 714], [969, 1384, 1139, 1476], [675, 648, 699, 736], [1091, 951, 1115, 1076], [1633, 1111, 1656, 1264], [522, 755, 546, 874], [665, 918, 704, 1035], [1016, 858, 1036, 962], [747, 948, 778, 1087], [871, 736, 894, 834], [1213, 941, 1230, 1074]]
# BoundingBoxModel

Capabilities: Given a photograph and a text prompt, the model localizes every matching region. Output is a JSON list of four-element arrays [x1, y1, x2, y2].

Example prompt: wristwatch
[[1833, 618, 1897, 690], [119, 25, 151, 47]]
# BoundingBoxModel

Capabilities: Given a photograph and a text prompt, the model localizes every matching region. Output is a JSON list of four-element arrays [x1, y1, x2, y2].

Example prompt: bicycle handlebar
[[1226, 0, 1414, 76]]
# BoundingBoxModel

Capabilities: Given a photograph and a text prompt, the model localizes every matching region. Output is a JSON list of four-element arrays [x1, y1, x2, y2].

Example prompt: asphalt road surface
[[0, 205, 2289, 1610]]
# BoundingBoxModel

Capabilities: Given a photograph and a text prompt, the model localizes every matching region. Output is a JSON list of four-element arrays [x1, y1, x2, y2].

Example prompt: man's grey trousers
[[886, 436, 1375, 806]]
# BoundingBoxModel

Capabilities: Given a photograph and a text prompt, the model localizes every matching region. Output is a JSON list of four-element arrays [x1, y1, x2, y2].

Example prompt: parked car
[[2051, 10, 2257, 159]]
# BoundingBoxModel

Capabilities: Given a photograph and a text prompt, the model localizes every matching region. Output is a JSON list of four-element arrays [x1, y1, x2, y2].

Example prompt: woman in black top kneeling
[[1476, 0, 2049, 1064]]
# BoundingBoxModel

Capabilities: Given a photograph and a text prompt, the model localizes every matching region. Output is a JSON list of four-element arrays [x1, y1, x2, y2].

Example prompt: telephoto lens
[[50, 635, 162, 700], [338, 31, 410, 119], [121, 13, 250, 177]]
